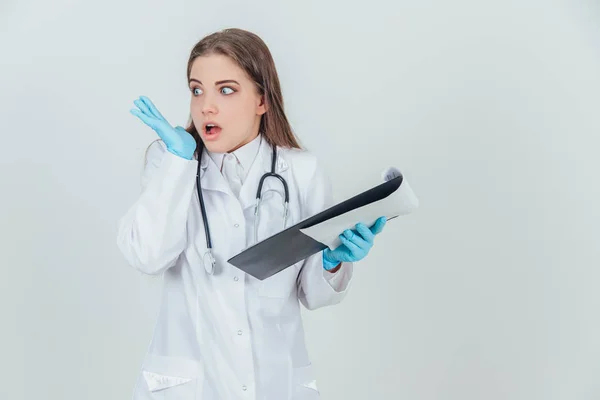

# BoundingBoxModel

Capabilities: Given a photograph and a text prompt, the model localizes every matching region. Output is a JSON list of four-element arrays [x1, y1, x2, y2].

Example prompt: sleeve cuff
[[323, 261, 353, 292]]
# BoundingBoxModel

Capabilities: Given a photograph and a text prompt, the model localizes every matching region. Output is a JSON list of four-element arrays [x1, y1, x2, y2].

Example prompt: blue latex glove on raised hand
[[130, 96, 197, 160], [322, 216, 387, 270]]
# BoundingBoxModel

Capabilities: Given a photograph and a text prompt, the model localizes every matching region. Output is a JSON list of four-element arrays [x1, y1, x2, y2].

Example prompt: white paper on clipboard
[[299, 167, 419, 249]]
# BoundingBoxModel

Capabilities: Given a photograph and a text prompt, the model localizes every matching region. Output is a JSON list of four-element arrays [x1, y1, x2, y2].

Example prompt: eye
[[220, 86, 235, 95], [192, 87, 203, 96]]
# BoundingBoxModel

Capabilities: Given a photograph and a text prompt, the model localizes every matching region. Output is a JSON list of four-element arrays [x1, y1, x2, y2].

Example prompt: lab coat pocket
[[141, 354, 204, 399], [292, 363, 320, 399]]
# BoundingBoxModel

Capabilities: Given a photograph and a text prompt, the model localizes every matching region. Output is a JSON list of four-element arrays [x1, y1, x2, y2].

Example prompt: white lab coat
[[117, 137, 354, 400]]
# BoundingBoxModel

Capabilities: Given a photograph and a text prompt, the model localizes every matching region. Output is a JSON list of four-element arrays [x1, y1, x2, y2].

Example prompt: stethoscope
[[196, 140, 289, 275]]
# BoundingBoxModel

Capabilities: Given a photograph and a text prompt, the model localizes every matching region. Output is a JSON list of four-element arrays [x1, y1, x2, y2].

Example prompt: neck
[[227, 116, 262, 153], [228, 132, 258, 153]]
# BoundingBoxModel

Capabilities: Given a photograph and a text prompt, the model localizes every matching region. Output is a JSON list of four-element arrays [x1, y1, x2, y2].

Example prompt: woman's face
[[188, 53, 266, 154]]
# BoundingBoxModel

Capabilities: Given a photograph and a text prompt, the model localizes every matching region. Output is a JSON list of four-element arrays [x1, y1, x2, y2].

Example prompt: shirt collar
[[207, 134, 262, 174]]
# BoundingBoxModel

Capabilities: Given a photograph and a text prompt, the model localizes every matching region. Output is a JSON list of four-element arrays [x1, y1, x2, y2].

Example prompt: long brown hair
[[185, 28, 301, 155]]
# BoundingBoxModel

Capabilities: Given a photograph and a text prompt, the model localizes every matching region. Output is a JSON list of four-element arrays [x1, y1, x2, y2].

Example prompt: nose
[[201, 93, 218, 115]]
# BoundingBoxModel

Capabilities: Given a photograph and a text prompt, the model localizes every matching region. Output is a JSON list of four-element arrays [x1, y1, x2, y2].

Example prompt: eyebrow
[[188, 78, 240, 86]]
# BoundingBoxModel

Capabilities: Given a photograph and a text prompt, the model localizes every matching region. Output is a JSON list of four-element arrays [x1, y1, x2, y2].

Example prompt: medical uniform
[[117, 134, 354, 399]]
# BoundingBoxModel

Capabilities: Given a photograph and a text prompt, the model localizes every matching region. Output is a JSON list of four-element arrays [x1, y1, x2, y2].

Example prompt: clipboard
[[227, 167, 418, 280]]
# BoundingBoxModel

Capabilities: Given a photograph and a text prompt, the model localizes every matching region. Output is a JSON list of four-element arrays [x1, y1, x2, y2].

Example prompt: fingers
[[355, 223, 374, 244], [339, 234, 362, 257], [129, 108, 159, 130], [328, 234, 357, 261], [325, 246, 346, 262], [344, 228, 370, 249], [323, 248, 340, 266], [369, 216, 387, 235], [130, 97, 167, 134], [327, 219, 386, 265], [140, 95, 166, 121], [133, 98, 153, 117]]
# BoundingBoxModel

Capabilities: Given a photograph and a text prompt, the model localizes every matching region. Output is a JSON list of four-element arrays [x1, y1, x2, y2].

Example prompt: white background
[[1, 0, 599, 399]]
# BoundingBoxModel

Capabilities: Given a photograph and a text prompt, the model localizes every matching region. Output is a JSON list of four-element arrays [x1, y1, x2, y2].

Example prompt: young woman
[[118, 28, 386, 400]]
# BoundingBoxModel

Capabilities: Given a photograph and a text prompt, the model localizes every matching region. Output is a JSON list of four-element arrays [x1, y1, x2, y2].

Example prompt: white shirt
[[208, 134, 262, 192]]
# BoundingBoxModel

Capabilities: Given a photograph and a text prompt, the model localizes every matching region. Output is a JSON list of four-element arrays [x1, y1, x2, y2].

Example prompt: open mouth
[[204, 123, 222, 136]]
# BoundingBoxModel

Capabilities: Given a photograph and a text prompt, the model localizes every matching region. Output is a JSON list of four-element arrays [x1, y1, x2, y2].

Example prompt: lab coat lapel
[[238, 138, 289, 211], [197, 147, 231, 195]]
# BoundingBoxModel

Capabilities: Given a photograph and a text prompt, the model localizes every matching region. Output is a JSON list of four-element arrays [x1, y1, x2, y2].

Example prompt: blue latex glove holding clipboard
[[322, 217, 387, 270]]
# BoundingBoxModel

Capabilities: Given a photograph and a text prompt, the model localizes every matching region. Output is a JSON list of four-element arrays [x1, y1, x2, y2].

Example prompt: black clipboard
[[227, 173, 403, 280]]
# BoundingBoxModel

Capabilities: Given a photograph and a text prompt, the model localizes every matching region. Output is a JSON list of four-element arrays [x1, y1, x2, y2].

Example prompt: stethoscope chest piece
[[203, 250, 216, 275]]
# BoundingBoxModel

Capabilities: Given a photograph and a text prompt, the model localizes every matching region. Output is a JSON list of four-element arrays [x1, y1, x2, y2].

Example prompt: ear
[[256, 95, 268, 116]]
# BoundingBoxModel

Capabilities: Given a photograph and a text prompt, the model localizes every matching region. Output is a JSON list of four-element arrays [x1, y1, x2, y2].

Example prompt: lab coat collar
[[196, 149, 227, 194], [197, 135, 289, 200], [237, 136, 289, 210], [206, 134, 262, 178], [259, 136, 289, 175]]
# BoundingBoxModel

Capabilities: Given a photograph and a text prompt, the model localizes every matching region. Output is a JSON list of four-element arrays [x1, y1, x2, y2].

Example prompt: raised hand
[[130, 95, 196, 160]]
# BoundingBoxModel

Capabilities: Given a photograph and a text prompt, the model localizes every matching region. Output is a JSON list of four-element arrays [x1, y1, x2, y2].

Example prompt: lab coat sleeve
[[117, 140, 198, 275], [297, 155, 354, 311]]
